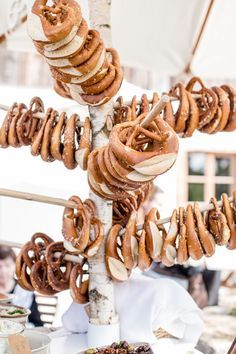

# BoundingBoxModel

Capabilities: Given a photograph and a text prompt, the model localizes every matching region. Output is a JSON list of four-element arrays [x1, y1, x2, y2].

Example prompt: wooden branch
[[0, 239, 82, 264], [0, 104, 84, 128], [140, 95, 169, 128], [0, 187, 233, 228], [0, 188, 76, 208]]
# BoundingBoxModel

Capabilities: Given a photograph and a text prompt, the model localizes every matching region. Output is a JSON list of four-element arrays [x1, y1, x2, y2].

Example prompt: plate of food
[[0, 304, 30, 324], [78, 341, 153, 354], [0, 293, 14, 304]]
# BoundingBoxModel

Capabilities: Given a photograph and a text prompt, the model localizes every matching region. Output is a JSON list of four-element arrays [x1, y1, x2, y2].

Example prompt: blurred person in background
[[0, 245, 43, 326]]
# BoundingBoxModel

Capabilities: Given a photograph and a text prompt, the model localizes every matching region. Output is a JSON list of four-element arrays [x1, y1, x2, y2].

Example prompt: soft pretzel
[[105, 224, 129, 282], [169, 83, 189, 133], [41, 109, 58, 162], [62, 196, 90, 252], [29, 0, 82, 42], [50, 112, 67, 160], [206, 197, 230, 245], [185, 204, 203, 260], [31, 108, 53, 156], [30, 260, 57, 295], [62, 113, 79, 169], [177, 207, 188, 264], [221, 193, 236, 249], [84, 217, 104, 257], [70, 263, 89, 304], [221, 85, 236, 131], [161, 209, 178, 266], [144, 208, 164, 261], [138, 229, 152, 271], [8, 103, 27, 148], [194, 203, 215, 257], [76, 116, 91, 170], [122, 211, 138, 270], [46, 241, 73, 291]]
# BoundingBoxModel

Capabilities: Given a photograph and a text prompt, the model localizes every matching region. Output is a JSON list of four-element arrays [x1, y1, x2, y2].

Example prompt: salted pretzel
[[30, 259, 58, 295], [194, 203, 215, 257], [221, 85, 236, 132], [105, 224, 130, 282], [31, 108, 54, 156], [144, 208, 164, 261], [76, 117, 91, 170], [62, 113, 79, 169], [46, 241, 73, 291], [109, 114, 179, 179], [186, 77, 218, 130], [185, 204, 203, 260], [221, 193, 236, 249], [138, 229, 152, 272], [40, 109, 58, 162], [50, 112, 67, 161], [161, 209, 178, 266], [84, 217, 104, 258], [121, 211, 138, 270], [176, 207, 188, 264], [169, 83, 189, 133], [29, 0, 82, 42], [62, 196, 91, 252], [70, 263, 89, 304], [206, 197, 230, 245]]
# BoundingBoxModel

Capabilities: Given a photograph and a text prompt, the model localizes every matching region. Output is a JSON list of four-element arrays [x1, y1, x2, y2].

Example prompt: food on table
[[85, 341, 153, 354]]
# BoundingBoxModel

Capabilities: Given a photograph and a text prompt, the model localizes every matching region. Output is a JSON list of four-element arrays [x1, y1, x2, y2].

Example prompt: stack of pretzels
[[16, 233, 89, 304], [106, 192, 236, 281], [28, 0, 123, 106], [114, 77, 236, 137], [62, 196, 104, 257], [88, 112, 179, 200], [0, 97, 91, 170]]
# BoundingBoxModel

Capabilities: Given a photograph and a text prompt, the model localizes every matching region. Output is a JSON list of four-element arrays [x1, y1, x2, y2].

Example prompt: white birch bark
[[87, 0, 118, 325]]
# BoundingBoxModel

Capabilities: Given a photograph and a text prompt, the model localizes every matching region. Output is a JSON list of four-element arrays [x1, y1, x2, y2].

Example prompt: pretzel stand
[[1, 0, 236, 353]]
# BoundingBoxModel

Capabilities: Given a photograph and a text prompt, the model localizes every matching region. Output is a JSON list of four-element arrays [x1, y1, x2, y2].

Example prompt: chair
[[35, 294, 58, 327]]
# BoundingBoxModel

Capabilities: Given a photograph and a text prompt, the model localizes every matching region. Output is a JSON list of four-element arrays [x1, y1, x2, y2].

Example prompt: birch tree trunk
[[87, 0, 118, 326]]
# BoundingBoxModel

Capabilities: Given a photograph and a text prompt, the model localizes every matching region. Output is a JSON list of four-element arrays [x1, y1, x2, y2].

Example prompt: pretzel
[[138, 229, 152, 271], [144, 208, 164, 261], [183, 91, 199, 137], [186, 77, 218, 130], [29, 0, 82, 42], [16, 243, 34, 291], [31, 108, 53, 156], [121, 211, 138, 269], [60, 42, 105, 76], [62, 196, 91, 252], [194, 203, 215, 257], [75, 48, 123, 106], [70, 263, 89, 304], [221, 85, 236, 131], [161, 209, 178, 266], [185, 204, 203, 260], [30, 260, 57, 295], [210, 87, 230, 133], [177, 207, 188, 264], [76, 56, 109, 87], [76, 117, 90, 170], [84, 217, 104, 257], [53, 79, 72, 99], [46, 241, 73, 291], [206, 197, 230, 245], [0, 103, 18, 148], [105, 224, 129, 281], [22, 233, 53, 269], [221, 193, 236, 249], [109, 115, 178, 177], [53, 48, 106, 84], [41, 109, 58, 162], [62, 113, 79, 169], [50, 112, 67, 160], [169, 83, 189, 133]]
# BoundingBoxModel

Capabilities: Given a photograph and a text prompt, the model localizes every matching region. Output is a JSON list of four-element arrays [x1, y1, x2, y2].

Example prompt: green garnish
[[7, 309, 25, 315]]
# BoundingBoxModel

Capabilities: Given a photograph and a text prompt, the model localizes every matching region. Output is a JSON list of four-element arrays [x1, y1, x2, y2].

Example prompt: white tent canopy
[[2, 0, 236, 79]]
